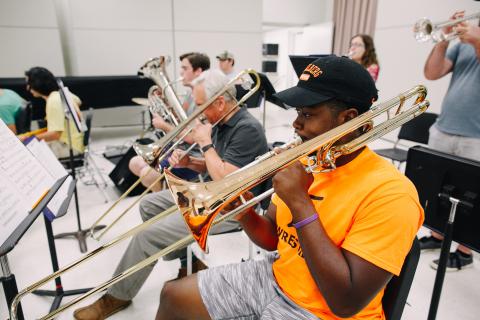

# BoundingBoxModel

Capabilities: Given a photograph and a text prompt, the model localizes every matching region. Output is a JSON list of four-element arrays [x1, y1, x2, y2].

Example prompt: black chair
[[375, 112, 438, 167], [382, 237, 420, 320], [14, 102, 32, 134]]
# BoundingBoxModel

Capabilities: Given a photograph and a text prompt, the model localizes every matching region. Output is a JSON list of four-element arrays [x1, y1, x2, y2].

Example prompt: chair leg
[[84, 154, 109, 203]]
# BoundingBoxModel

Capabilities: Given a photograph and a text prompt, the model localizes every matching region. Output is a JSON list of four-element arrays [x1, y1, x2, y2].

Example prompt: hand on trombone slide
[[220, 190, 256, 221]]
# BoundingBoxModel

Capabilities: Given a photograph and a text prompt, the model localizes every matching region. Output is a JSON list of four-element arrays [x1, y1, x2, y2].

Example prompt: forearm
[[203, 149, 231, 181], [237, 209, 278, 251], [36, 130, 61, 142], [424, 41, 450, 80]]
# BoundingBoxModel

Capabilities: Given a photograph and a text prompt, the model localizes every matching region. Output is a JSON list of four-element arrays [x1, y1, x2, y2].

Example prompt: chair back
[[83, 109, 93, 147], [14, 102, 32, 134], [382, 237, 420, 320], [397, 112, 438, 144]]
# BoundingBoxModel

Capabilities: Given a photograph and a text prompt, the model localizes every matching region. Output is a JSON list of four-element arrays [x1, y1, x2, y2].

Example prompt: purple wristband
[[291, 213, 319, 229]]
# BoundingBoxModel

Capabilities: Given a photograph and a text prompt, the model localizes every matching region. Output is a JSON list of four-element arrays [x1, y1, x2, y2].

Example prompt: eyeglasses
[[350, 43, 365, 48]]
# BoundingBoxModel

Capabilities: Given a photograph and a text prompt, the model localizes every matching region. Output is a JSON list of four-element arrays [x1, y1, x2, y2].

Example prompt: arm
[[273, 162, 394, 317], [7, 124, 17, 134], [236, 202, 279, 251], [424, 41, 453, 80], [36, 130, 62, 142]]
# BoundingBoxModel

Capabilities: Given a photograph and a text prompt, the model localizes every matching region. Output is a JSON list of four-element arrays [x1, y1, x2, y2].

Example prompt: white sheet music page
[[0, 120, 54, 210], [26, 139, 72, 217], [0, 169, 29, 246]]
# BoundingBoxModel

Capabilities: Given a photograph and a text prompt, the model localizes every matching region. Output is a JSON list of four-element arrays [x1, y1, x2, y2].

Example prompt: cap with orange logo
[[274, 55, 378, 114]]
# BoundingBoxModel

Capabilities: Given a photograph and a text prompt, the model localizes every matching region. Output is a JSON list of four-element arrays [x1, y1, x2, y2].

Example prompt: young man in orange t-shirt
[[155, 55, 424, 320]]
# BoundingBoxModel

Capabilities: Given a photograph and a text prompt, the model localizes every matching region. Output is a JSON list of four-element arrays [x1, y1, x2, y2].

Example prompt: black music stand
[[54, 80, 105, 253], [1, 177, 66, 320], [32, 177, 93, 314], [405, 146, 480, 320]]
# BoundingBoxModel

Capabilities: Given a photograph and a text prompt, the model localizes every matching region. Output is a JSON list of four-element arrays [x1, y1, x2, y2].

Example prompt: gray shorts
[[429, 125, 480, 161], [197, 254, 320, 320]]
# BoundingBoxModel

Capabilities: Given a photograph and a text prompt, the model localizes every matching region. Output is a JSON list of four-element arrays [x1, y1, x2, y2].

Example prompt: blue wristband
[[290, 213, 319, 229]]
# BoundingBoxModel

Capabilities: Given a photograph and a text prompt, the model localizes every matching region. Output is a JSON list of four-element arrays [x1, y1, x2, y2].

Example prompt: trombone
[[414, 12, 480, 43], [10, 85, 429, 320], [89, 69, 261, 240], [88, 56, 187, 240]]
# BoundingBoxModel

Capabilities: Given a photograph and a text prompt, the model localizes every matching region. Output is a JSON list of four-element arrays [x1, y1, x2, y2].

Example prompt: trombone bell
[[165, 170, 228, 252]]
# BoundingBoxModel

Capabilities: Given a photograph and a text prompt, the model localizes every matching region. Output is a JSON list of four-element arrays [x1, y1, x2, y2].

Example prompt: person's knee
[[129, 156, 146, 176], [159, 281, 180, 314]]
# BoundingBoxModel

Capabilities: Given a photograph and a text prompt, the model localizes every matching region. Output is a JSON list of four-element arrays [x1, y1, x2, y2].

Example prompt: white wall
[[374, 0, 480, 114], [263, 22, 333, 91], [0, 0, 262, 79], [263, 0, 333, 26]]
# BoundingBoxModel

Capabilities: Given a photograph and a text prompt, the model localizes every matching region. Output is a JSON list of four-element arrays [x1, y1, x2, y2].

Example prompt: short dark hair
[[179, 52, 210, 72], [25, 67, 58, 96]]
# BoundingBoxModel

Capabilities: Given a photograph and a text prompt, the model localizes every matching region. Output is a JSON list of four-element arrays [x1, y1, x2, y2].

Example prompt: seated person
[[73, 69, 268, 320], [216, 50, 236, 79], [155, 56, 424, 320], [24, 67, 83, 158], [0, 88, 25, 133], [129, 52, 210, 191]]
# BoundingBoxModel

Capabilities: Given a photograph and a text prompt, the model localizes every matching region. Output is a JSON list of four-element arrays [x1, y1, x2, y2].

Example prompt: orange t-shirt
[[272, 147, 424, 320]]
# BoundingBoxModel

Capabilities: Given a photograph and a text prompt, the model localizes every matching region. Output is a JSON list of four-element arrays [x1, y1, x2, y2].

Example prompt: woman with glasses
[[349, 34, 380, 82]]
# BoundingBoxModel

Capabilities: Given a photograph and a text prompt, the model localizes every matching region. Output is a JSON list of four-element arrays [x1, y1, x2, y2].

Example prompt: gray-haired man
[[73, 70, 268, 320]]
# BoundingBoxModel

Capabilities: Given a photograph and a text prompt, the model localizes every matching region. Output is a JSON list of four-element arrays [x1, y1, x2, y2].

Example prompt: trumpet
[[414, 12, 480, 43], [10, 85, 429, 320], [89, 69, 261, 240], [87, 57, 188, 241]]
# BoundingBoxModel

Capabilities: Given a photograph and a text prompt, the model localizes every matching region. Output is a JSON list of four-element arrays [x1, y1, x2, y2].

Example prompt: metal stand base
[[54, 225, 106, 253]]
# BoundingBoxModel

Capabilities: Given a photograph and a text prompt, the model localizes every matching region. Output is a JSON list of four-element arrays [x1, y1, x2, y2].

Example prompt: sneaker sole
[[429, 261, 474, 272]]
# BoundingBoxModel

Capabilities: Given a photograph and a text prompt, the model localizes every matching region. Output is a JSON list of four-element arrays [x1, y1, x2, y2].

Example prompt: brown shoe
[[73, 294, 131, 320], [176, 259, 208, 279]]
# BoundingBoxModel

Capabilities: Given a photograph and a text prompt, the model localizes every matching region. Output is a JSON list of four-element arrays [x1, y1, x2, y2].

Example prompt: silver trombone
[[89, 70, 261, 240], [414, 12, 480, 43]]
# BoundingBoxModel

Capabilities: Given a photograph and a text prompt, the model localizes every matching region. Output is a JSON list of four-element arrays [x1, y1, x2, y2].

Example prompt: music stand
[[405, 146, 480, 320], [1, 176, 66, 320], [54, 80, 105, 253], [237, 72, 286, 128]]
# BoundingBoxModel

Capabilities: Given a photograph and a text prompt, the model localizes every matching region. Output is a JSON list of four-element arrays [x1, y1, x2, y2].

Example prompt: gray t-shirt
[[435, 43, 480, 138], [209, 107, 268, 195]]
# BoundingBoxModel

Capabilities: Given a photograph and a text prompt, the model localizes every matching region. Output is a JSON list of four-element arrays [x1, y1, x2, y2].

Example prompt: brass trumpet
[[10, 85, 429, 320], [414, 12, 480, 43], [89, 69, 261, 240]]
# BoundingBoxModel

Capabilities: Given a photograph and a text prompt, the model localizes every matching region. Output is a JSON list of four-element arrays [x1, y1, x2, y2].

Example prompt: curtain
[[332, 0, 378, 56]]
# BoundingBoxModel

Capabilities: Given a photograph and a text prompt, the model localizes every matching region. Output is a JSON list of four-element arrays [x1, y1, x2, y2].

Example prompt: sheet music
[[0, 120, 54, 209], [26, 139, 71, 217], [0, 169, 29, 246]]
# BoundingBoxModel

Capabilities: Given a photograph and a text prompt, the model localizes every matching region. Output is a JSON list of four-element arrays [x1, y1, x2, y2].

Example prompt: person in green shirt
[[0, 88, 25, 133]]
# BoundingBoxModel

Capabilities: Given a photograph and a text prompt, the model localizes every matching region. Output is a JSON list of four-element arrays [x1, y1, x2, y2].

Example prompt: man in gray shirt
[[74, 70, 268, 320], [419, 10, 480, 271]]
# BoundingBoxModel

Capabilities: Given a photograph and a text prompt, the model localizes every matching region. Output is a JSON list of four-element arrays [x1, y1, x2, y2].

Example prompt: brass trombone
[[414, 12, 480, 43], [89, 69, 261, 240], [165, 85, 430, 251], [10, 85, 429, 320]]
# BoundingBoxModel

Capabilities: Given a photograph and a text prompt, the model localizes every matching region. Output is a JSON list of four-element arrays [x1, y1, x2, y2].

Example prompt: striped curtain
[[332, 0, 378, 56]]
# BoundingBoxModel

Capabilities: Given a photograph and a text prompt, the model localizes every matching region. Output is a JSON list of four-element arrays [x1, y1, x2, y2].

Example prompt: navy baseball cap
[[274, 55, 378, 113]]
